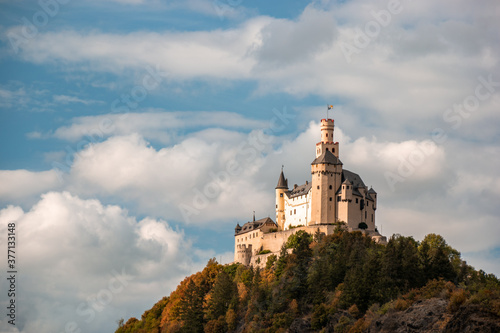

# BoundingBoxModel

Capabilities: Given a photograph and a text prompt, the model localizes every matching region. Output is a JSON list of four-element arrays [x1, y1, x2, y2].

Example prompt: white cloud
[[53, 95, 104, 105], [0, 192, 206, 333], [67, 131, 274, 224], [0, 82, 54, 112], [0, 170, 61, 202], [252, 5, 338, 66], [50, 111, 268, 143], [5, 0, 499, 134], [8, 21, 263, 79]]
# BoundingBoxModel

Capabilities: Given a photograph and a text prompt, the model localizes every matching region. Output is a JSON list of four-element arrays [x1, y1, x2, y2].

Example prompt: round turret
[[320, 119, 334, 143]]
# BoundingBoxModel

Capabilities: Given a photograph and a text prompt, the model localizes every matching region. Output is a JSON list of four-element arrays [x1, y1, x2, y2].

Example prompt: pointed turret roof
[[311, 150, 342, 165], [276, 169, 288, 189], [368, 187, 377, 194]]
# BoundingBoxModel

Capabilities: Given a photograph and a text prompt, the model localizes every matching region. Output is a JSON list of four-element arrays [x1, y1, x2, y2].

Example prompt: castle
[[234, 117, 386, 266]]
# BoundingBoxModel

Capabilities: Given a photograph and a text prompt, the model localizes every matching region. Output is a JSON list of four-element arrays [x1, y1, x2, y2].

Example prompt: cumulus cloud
[[0, 169, 61, 202], [0, 192, 207, 333], [67, 130, 275, 224]]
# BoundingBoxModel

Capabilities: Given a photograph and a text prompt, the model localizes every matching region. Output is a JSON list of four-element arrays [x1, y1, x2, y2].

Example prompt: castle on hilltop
[[234, 117, 386, 266]]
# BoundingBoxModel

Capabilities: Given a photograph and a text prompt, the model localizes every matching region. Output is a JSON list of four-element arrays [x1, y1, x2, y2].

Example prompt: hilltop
[[115, 229, 500, 332]]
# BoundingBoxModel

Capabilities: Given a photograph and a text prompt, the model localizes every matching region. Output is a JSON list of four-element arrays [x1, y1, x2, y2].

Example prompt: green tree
[[419, 234, 459, 282], [381, 235, 423, 300], [205, 271, 237, 321], [179, 280, 205, 332]]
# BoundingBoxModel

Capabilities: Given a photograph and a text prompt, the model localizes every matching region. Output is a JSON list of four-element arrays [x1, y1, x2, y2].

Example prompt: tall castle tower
[[275, 168, 288, 231], [315, 119, 339, 158], [310, 119, 342, 225]]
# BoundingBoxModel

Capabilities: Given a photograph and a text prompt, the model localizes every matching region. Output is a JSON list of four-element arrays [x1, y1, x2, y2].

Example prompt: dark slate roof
[[368, 187, 377, 194], [311, 150, 343, 165], [288, 182, 312, 198], [235, 217, 276, 235], [343, 169, 366, 188], [276, 170, 288, 189], [336, 169, 374, 200]]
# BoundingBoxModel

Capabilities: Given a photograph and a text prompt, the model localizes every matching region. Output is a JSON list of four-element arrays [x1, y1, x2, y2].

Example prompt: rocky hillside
[[115, 229, 500, 333]]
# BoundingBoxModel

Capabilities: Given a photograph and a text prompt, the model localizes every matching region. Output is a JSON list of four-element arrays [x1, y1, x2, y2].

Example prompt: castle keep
[[234, 117, 385, 266]]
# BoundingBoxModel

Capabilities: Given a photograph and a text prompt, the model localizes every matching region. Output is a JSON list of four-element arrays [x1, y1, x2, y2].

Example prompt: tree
[[419, 234, 459, 282], [179, 279, 205, 332], [205, 271, 237, 321]]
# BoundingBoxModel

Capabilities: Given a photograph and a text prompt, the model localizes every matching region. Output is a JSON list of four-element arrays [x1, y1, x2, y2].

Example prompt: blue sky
[[1, 0, 499, 332]]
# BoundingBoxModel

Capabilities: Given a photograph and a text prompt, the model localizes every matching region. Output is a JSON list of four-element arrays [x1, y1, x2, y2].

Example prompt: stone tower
[[275, 168, 288, 231], [309, 119, 343, 225], [315, 118, 339, 158]]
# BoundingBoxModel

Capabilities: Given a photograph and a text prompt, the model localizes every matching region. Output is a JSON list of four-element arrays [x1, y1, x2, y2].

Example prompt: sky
[[0, 0, 499, 332]]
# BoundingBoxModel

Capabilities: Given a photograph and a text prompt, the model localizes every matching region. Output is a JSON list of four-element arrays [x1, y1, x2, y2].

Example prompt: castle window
[[294, 209, 296, 214], [326, 148, 329, 151], [333, 148, 335, 152], [356, 198, 359, 203], [317, 186, 320, 189], [365, 211, 367, 218], [337, 196, 341, 202], [329, 197, 332, 201], [346, 186, 349, 189], [329, 185, 332, 190], [276, 204, 277, 208], [280, 193, 283, 197], [290, 211, 292, 215]]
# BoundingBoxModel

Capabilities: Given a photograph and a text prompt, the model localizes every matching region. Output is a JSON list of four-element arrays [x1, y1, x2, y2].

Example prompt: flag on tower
[[328, 105, 333, 110]]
